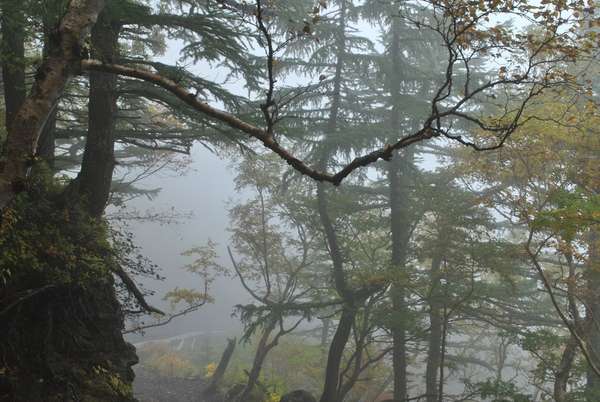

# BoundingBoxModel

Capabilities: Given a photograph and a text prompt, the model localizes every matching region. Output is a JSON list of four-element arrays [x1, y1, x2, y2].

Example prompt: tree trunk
[[338, 323, 367, 401], [0, 273, 138, 401], [0, 0, 105, 206], [389, 150, 412, 401], [388, 3, 413, 399], [204, 337, 236, 398], [317, 181, 356, 402], [315, 5, 355, 395], [35, 109, 57, 168], [317, 186, 356, 402], [425, 255, 443, 402], [554, 335, 577, 402], [1, 0, 26, 132], [0, 4, 141, 401], [238, 320, 277, 401], [321, 317, 331, 351], [72, 9, 120, 217], [320, 307, 356, 402]]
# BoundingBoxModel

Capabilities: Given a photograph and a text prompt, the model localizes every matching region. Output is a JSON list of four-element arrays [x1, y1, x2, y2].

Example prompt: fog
[[2, 1, 600, 402], [120, 145, 246, 340]]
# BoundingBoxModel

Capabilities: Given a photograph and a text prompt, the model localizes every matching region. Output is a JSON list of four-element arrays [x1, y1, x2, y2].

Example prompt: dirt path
[[133, 367, 207, 402]]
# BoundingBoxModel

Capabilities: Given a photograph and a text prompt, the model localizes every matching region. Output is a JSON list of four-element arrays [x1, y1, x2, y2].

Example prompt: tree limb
[[111, 264, 164, 315], [81, 59, 438, 185]]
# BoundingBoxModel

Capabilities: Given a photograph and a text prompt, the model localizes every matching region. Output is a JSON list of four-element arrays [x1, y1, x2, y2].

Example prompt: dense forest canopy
[[1, 0, 600, 401]]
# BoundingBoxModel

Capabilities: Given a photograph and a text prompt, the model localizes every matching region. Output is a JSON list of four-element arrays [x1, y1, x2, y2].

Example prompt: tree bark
[[425, 255, 443, 402], [73, 9, 120, 217], [0, 0, 105, 206], [1, 0, 26, 132]]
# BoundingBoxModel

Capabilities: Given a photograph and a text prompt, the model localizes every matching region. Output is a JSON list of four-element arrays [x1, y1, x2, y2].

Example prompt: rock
[[224, 383, 245, 400], [280, 390, 317, 402]]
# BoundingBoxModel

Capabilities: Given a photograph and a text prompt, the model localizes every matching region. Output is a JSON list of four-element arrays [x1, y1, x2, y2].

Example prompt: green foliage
[[164, 287, 212, 308], [137, 334, 324, 396], [520, 329, 564, 354], [181, 239, 228, 280], [0, 173, 112, 289], [532, 189, 600, 240], [470, 378, 534, 402]]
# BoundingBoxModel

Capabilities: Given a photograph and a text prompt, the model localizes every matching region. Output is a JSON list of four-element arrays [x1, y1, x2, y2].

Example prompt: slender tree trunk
[[73, 10, 120, 217], [317, 4, 356, 400], [389, 150, 412, 401], [1, 0, 26, 132], [426, 255, 443, 402], [238, 321, 277, 401], [338, 323, 367, 401], [388, 4, 413, 400], [320, 307, 356, 402], [321, 317, 331, 350], [390, 285, 408, 401], [203, 337, 236, 398], [438, 306, 448, 402], [317, 180, 356, 402], [555, 335, 578, 402]]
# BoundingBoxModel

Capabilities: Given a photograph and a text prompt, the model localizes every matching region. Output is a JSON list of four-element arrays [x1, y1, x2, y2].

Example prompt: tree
[[0, 0, 251, 398], [4, 0, 586, 202], [1, 0, 598, 399], [226, 155, 320, 401], [458, 88, 600, 400]]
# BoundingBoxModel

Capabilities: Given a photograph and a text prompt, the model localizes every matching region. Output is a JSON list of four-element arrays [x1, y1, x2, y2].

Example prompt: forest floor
[[133, 367, 206, 402]]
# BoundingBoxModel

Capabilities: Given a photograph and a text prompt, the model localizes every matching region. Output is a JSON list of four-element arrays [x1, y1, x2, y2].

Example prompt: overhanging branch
[[81, 59, 438, 185]]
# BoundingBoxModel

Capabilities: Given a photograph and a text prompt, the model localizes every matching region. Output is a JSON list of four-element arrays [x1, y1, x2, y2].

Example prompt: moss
[[89, 366, 134, 399], [0, 174, 138, 402], [0, 172, 112, 290]]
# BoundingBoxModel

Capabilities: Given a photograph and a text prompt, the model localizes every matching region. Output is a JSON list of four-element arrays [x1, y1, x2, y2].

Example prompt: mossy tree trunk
[[73, 10, 120, 217], [1, 2, 139, 401]]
